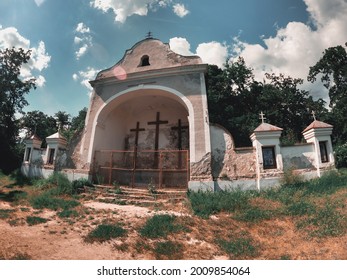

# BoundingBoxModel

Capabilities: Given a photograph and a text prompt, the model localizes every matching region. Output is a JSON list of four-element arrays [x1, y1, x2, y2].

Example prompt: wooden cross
[[259, 111, 266, 124], [311, 110, 317, 121], [130, 122, 145, 148], [171, 119, 189, 150], [171, 119, 189, 168], [148, 112, 168, 151], [148, 112, 168, 168]]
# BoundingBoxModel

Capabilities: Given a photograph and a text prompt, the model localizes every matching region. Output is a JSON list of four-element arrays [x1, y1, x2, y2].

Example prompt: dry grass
[[0, 172, 346, 260]]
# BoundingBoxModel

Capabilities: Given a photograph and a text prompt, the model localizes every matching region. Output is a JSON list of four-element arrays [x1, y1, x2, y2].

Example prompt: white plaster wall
[[281, 144, 315, 170]]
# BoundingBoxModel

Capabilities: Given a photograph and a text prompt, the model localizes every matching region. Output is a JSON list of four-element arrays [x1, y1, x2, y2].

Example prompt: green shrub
[[9, 169, 32, 186], [188, 190, 252, 218], [281, 167, 304, 187], [86, 224, 127, 242], [235, 206, 275, 222], [335, 143, 347, 168], [0, 209, 15, 219], [58, 209, 79, 218], [26, 216, 49, 226], [304, 170, 347, 195], [139, 214, 185, 238], [30, 193, 79, 210], [217, 236, 259, 258], [72, 178, 94, 193], [154, 241, 183, 259]]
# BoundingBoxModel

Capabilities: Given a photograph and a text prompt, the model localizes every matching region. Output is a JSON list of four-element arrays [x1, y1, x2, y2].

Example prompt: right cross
[[259, 111, 266, 123]]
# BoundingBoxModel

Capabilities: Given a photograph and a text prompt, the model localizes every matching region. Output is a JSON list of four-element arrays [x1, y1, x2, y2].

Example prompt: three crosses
[[129, 111, 188, 151]]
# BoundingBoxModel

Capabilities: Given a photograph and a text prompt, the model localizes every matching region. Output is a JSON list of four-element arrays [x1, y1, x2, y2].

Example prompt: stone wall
[[281, 143, 315, 170], [210, 124, 256, 180]]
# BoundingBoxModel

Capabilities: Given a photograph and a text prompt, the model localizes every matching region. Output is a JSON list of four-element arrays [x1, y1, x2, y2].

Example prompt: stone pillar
[[303, 120, 334, 177], [22, 134, 42, 163], [45, 132, 67, 169], [250, 123, 283, 190]]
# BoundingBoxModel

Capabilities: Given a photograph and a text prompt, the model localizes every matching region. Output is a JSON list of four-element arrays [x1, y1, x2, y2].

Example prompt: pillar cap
[[302, 120, 333, 133], [254, 122, 283, 132]]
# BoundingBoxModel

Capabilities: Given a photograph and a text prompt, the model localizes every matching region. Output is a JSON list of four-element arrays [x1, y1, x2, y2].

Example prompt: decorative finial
[[259, 111, 266, 124], [311, 110, 317, 121], [146, 31, 153, 39]]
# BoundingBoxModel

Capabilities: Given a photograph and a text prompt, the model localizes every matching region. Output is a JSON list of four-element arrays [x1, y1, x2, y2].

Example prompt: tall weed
[[188, 189, 252, 218]]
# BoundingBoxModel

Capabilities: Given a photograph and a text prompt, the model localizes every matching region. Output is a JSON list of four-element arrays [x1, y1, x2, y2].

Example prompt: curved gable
[[95, 38, 202, 80]]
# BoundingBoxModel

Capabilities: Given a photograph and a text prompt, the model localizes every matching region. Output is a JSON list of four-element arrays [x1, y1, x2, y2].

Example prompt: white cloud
[[74, 22, 93, 60], [75, 44, 89, 60], [197, 42, 228, 68], [0, 26, 51, 87], [90, 0, 188, 23], [170, 37, 228, 68], [76, 22, 90, 34], [73, 67, 101, 96], [35, 75, 46, 87], [34, 0, 45, 7], [229, 0, 347, 102], [169, 37, 194, 56], [173, 3, 189, 18]]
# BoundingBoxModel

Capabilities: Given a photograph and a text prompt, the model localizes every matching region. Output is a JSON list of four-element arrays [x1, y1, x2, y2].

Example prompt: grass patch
[[188, 189, 252, 218], [297, 202, 346, 238], [57, 209, 79, 218], [30, 193, 79, 211], [86, 224, 127, 243], [0, 209, 15, 219], [0, 190, 28, 203], [285, 200, 316, 216], [139, 214, 186, 238], [217, 235, 259, 259], [235, 206, 276, 223], [26, 216, 49, 226], [154, 241, 183, 259]]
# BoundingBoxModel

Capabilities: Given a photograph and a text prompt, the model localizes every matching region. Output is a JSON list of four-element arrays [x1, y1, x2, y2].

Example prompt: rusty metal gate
[[93, 149, 189, 188]]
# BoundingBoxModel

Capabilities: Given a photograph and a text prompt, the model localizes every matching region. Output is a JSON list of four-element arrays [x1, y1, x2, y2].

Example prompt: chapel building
[[21, 37, 336, 191]]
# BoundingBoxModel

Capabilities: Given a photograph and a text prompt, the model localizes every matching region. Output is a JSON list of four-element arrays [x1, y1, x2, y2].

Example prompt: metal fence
[[92, 149, 189, 188]]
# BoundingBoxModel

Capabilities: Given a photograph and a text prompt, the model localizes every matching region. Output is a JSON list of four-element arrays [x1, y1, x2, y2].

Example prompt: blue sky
[[1, 0, 346, 118]]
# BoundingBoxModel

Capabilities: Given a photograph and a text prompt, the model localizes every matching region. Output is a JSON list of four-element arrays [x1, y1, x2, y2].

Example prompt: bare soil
[[0, 180, 346, 260]]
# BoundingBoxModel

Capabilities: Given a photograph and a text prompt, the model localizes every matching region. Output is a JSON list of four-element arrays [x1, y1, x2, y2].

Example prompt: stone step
[[87, 185, 188, 207]]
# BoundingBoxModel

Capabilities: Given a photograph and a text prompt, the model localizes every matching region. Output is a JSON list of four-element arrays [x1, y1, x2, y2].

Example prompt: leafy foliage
[[0, 48, 36, 173], [334, 143, 347, 168], [206, 58, 327, 146], [308, 44, 347, 145]]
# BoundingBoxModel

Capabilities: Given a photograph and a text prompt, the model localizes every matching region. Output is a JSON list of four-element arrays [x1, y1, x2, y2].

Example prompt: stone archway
[[88, 86, 192, 187]]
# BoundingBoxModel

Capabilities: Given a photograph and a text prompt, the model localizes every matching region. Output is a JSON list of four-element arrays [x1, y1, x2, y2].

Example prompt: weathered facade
[[21, 38, 336, 191]]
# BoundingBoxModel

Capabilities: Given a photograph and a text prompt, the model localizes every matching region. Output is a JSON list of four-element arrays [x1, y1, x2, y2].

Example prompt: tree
[[0, 47, 36, 173], [20, 110, 57, 146], [308, 44, 347, 145], [206, 58, 327, 146], [54, 111, 71, 131], [261, 73, 327, 144]]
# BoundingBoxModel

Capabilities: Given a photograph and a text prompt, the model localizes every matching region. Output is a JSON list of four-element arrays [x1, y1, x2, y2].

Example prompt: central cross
[[148, 112, 168, 151], [148, 112, 168, 168]]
